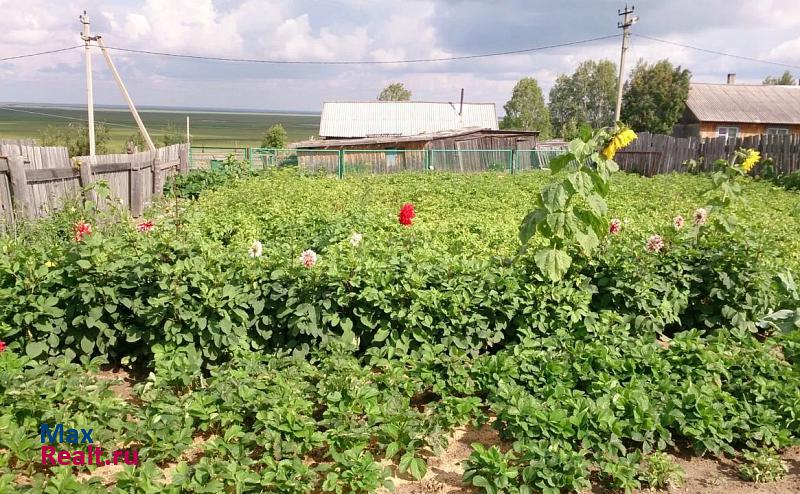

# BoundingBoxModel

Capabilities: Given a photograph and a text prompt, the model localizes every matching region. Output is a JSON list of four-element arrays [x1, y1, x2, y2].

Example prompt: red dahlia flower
[[136, 220, 155, 233], [398, 203, 416, 226], [73, 220, 92, 242], [0, 340, 6, 352]]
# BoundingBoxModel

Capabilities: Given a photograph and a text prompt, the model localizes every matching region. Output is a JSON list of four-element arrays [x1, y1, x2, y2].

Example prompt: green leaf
[[574, 227, 600, 254], [409, 457, 427, 480], [519, 209, 545, 245], [548, 153, 575, 174], [80, 336, 94, 354], [567, 170, 594, 196], [541, 183, 568, 212], [76, 259, 91, 269], [471, 475, 494, 493], [585, 193, 608, 217], [25, 341, 46, 358], [534, 248, 572, 282]]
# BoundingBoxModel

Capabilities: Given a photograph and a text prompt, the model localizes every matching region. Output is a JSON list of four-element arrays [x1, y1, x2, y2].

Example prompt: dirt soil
[[379, 425, 800, 494], [86, 369, 800, 493]]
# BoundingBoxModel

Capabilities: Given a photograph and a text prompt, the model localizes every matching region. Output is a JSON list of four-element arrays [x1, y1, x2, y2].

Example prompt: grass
[[0, 104, 320, 151]]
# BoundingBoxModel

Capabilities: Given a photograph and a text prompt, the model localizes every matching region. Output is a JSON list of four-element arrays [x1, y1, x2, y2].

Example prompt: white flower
[[349, 232, 363, 247], [300, 249, 317, 268], [248, 240, 263, 258], [693, 208, 708, 226], [673, 215, 685, 230]]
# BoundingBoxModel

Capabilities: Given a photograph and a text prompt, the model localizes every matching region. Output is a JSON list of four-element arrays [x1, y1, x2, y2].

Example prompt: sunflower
[[602, 128, 637, 160], [741, 149, 760, 173]]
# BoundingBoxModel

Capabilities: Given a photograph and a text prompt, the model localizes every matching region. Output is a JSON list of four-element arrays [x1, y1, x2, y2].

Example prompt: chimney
[[727, 73, 736, 84]]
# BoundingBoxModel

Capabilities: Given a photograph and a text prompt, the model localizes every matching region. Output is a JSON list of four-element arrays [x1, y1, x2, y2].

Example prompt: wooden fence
[[616, 132, 800, 176], [0, 141, 189, 227]]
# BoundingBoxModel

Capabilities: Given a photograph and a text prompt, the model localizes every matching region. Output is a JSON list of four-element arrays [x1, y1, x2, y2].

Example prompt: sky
[[2, 0, 800, 113]]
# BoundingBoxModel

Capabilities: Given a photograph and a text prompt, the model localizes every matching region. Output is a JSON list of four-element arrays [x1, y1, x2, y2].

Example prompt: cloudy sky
[[2, 0, 799, 112]]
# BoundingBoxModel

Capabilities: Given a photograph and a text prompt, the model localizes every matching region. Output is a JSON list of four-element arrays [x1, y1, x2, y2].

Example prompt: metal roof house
[[290, 101, 539, 174], [317, 101, 499, 139], [674, 76, 800, 139]]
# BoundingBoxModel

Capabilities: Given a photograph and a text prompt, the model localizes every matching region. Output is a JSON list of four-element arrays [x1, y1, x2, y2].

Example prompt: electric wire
[[2, 35, 621, 65], [0, 45, 83, 62], [634, 33, 800, 70]]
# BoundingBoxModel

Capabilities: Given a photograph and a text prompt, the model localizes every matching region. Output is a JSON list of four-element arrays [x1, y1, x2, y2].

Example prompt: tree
[[261, 124, 288, 148], [500, 77, 551, 137], [378, 83, 411, 101], [621, 59, 691, 134], [160, 122, 185, 147], [549, 60, 617, 139], [763, 70, 796, 85], [40, 122, 111, 157]]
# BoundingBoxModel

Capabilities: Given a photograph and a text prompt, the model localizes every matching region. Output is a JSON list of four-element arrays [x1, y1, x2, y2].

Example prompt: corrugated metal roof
[[319, 101, 499, 138], [686, 83, 800, 125]]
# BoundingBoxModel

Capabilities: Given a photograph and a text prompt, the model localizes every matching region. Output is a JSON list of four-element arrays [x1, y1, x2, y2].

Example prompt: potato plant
[[0, 128, 798, 492]]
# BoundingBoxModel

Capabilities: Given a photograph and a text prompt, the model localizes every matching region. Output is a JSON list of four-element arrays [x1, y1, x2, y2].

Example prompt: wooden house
[[674, 75, 800, 140]]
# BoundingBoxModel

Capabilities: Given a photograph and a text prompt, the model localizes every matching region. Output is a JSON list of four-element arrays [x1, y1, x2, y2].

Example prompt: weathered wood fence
[[0, 140, 189, 226], [616, 132, 800, 176]]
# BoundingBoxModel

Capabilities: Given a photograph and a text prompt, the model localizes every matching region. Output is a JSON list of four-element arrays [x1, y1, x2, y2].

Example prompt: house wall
[[698, 122, 800, 139]]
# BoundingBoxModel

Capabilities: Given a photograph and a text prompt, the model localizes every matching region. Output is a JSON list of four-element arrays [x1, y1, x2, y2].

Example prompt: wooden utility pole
[[614, 5, 638, 123], [80, 11, 96, 156], [95, 37, 156, 151]]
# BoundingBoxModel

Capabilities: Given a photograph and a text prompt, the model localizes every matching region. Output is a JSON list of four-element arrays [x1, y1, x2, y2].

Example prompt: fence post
[[77, 157, 98, 205], [7, 155, 32, 219], [338, 150, 344, 178], [179, 144, 189, 174], [152, 158, 165, 197], [130, 159, 144, 217], [427, 148, 433, 170], [510, 149, 517, 174]]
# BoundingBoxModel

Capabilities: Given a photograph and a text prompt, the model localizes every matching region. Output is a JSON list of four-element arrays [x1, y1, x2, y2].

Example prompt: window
[[767, 127, 789, 136], [717, 126, 739, 142]]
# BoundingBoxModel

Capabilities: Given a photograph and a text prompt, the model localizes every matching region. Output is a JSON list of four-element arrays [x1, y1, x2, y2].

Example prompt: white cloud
[[1, 0, 799, 111]]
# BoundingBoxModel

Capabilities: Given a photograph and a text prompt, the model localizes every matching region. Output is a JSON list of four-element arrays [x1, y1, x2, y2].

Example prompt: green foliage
[[40, 122, 111, 157], [638, 452, 685, 490], [166, 154, 256, 199], [321, 448, 392, 493], [261, 124, 289, 149], [739, 448, 788, 483], [763, 70, 796, 85], [2, 148, 800, 492], [377, 83, 411, 101], [621, 59, 691, 134], [501, 77, 552, 137], [518, 125, 623, 280], [549, 59, 618, 138], [160, 122, 186, 147], [463, 444, 519, 494]]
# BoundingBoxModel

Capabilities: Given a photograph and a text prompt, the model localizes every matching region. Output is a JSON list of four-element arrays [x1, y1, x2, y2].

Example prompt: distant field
[[0, 104, 320, 152]]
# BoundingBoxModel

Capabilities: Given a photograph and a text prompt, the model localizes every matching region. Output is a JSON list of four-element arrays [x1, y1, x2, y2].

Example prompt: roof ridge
[[321, 100, 497, 105]]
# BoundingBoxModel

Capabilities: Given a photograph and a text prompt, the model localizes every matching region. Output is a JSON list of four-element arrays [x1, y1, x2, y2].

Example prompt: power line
[[0, 45, 83, 62], [0, 106, 137, 128], [94, 35, 621, 65], [634, 34, 800, 70]]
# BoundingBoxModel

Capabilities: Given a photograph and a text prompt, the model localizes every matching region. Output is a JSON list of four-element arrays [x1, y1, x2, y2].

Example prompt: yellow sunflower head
[[602, 143, 618, 160], [741, 149, 760, 173]]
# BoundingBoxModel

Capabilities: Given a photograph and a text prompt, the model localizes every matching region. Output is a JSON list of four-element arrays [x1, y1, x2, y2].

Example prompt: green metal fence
[[190, 146, 568, 176]]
